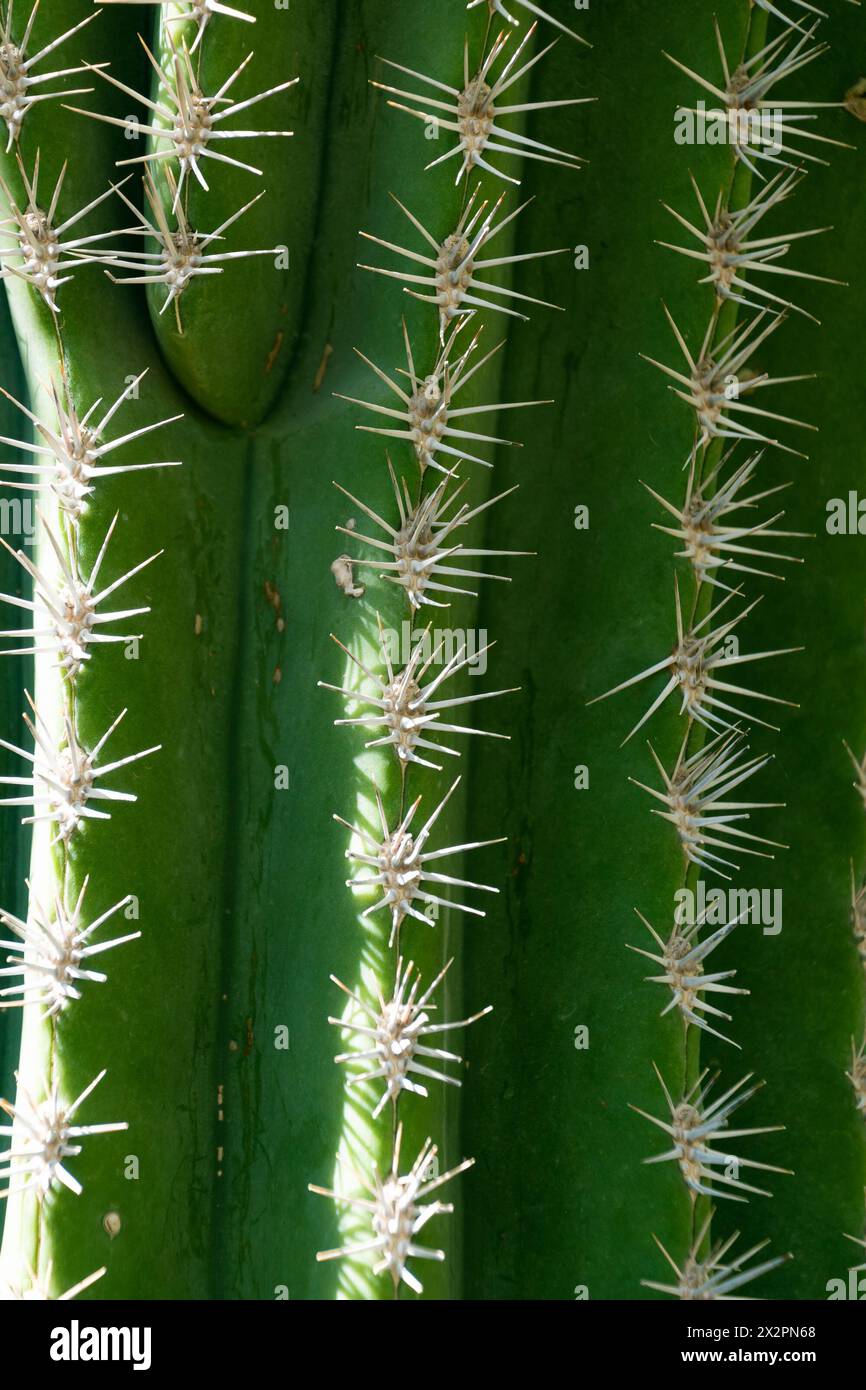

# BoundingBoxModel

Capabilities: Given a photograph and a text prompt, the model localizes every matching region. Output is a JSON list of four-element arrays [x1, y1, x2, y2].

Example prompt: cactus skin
[[213, 1, 512, 1302], [0, 1, 253, 1299], [139, 5, 335, 426], [460, 0, 866, 1301], [706, 7, 866, 1293], [0, 0, 500, 1301], [0, 0, 863, 1304], [459, 1, 728, 1300]]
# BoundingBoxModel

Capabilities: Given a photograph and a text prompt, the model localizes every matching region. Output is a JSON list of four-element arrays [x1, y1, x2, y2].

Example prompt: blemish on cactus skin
[[310, 1125, 474, 1295], [631, 1064, 792, 1203], [313, 342, 333, 392], [265, 331, 284, 375], [373, 24, 591, 187], [102, 1211, 121, 1240], [0, 1069, 127, 1200], [330, 554, 364, 599], [263, 580, 284, 633], [329, 956, 491, 1117]]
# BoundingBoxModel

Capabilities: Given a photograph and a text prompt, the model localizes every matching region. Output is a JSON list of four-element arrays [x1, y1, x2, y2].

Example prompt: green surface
[[0, 0, 862, 1302]]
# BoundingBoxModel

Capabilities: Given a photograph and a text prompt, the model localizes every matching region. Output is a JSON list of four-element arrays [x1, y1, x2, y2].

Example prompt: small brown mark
[[103, 1211, 121, 1240], [331, 555, 364, 598], [313, 342, 333, 392], [265, 331, 284, 375], [510, 850, 527, 878], [264, 581, 284, 633]]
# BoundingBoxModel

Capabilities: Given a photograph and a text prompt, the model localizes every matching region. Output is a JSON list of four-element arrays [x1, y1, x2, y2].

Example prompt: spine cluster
[[309, 0, 592, 1297], [598, 6, 854, 1298], [0, 0, 290, 1300]]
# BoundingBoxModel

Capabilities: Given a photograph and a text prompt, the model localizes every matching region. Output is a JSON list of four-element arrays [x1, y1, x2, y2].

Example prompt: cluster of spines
[[310, 6, 590, 1297], [604, 4, 854, 1297], [0, 3, 290, 332], [0, 0, 290, 1300]]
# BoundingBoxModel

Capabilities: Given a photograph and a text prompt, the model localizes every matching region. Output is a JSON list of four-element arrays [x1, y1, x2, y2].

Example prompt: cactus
[[0, 0, 862, 1306]]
